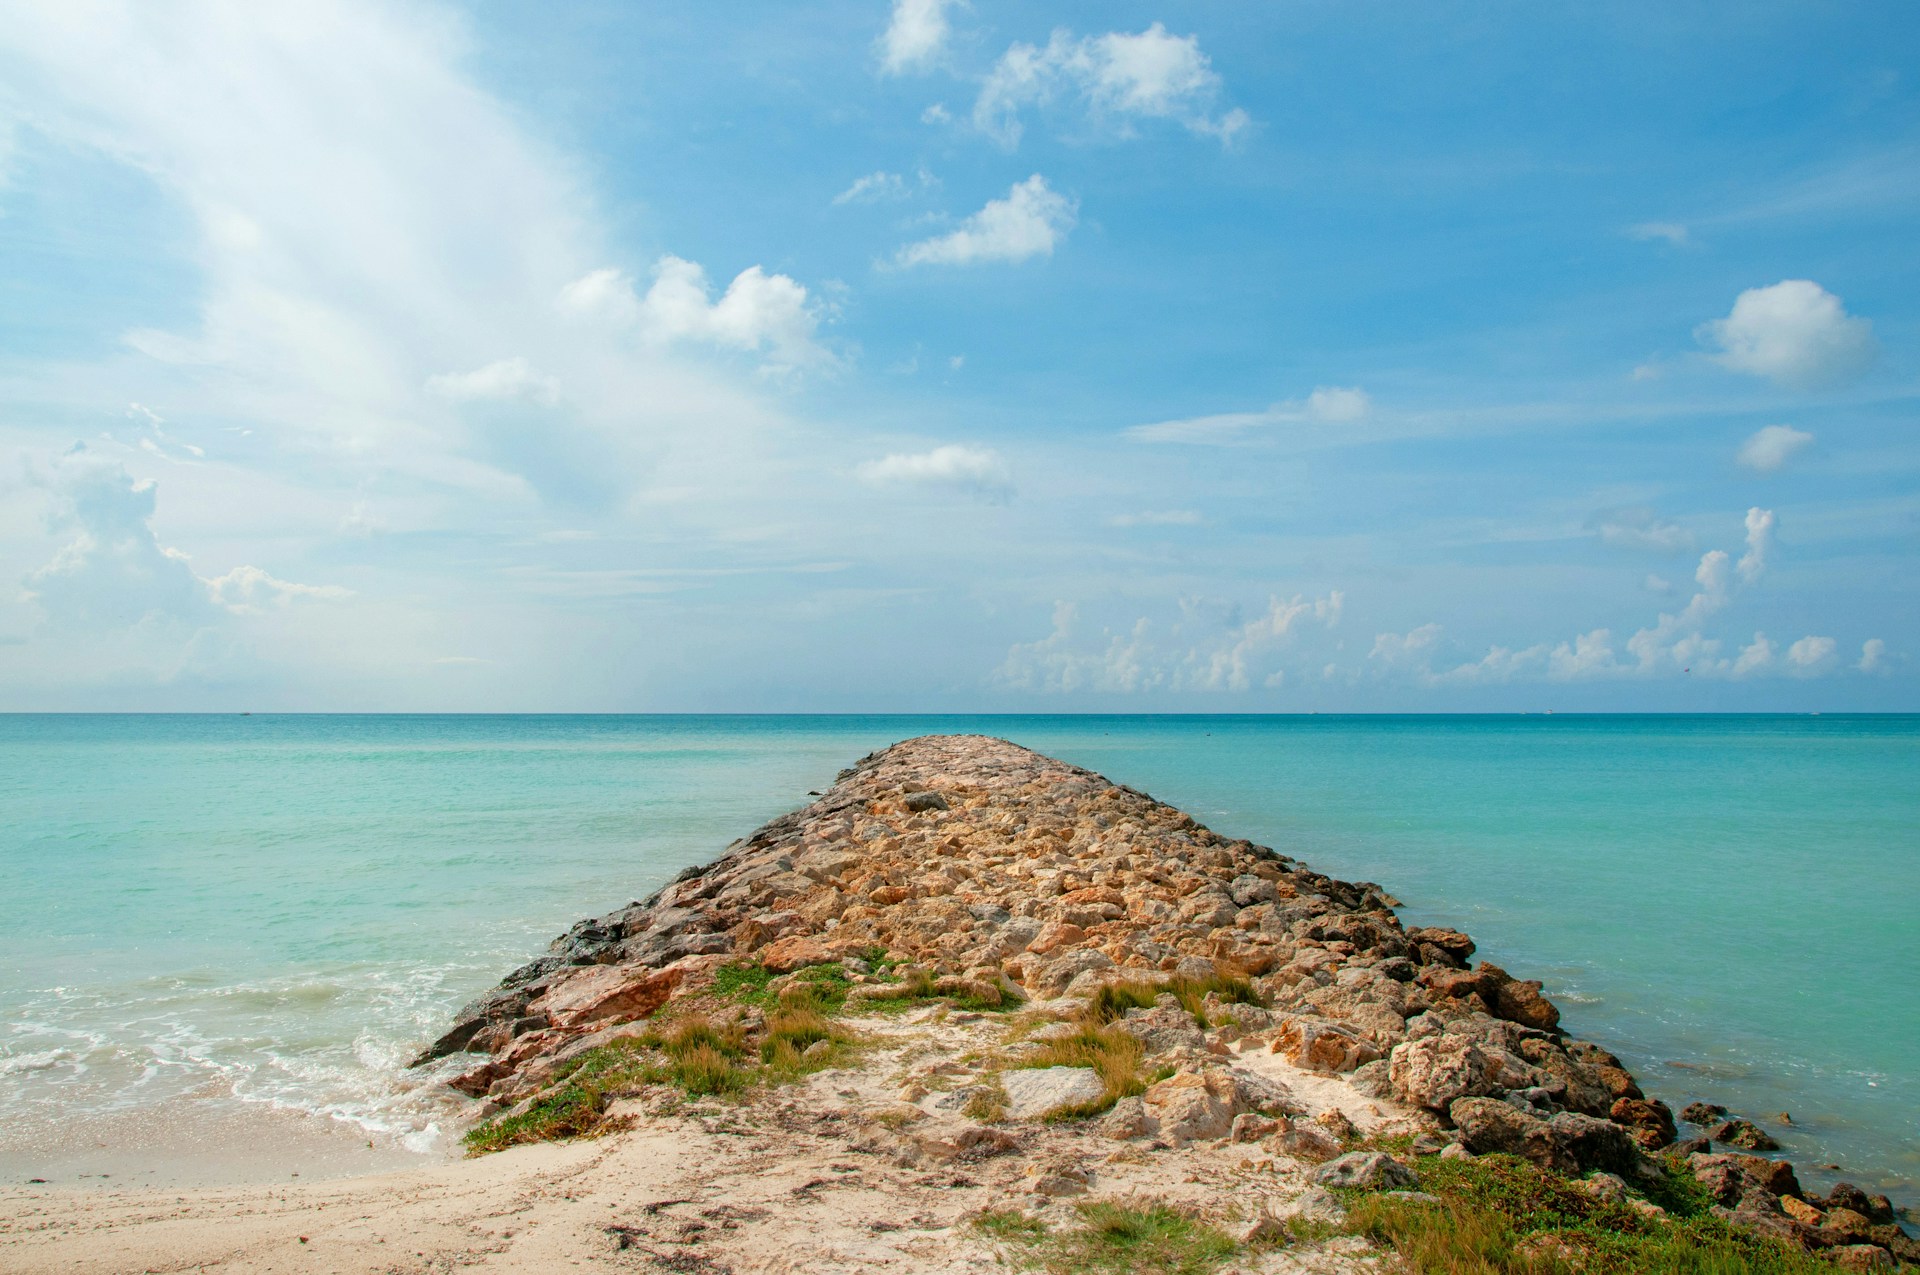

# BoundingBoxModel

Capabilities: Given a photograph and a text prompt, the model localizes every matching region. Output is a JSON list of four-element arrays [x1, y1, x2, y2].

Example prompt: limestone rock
[[1312, 1151, 1417, 1191], [1000, 1066, 1107, 1120]]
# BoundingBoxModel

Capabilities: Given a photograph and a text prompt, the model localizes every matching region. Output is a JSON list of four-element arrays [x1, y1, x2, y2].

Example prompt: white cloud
[[1786, 635, 1836, 671], [206, 564, 352, 613], [1592, 506, 1696, 554], [997, 591, 1342, 694], [1696, 280, 1877, 388], [973, 23, 1247, 148], [1731, 632, 1775, 677], [1626, 222, 1689, 245], [1735, 424, 1813, 473], [425, 356, 560, 405], [856, 444, 1013, 502], [1108, 509, 1202, 527], [1858, 638, 1887, 674], [1369, 624, 1443, 668], [833, 171, 905, 205], [878, 0, 955, 75], [1126, 386, 1371, 444], [895, 175, 1076, 267], [1737, 506, 1773, 584], [24, 445, 342, 633], [558, 256, 831, 372], [1549, 629, 1618, 679]]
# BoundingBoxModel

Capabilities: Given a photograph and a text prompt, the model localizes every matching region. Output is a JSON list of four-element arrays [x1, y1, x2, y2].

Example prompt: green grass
[[860, 967, 1025, 1015], [973, 1200, 1241, 1275], [1085, 973, 1266, 1030], [712, 961, 777, 1007], [760, 1003, 856, 1077], [461, 1036, 656, 1155], [1341, 1152, 1855, 1274], [1010, 1021, 1147, 1119]]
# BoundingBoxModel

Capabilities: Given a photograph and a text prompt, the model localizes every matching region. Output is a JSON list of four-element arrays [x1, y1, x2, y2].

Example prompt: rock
[[1829, 1245, 1895, 1272], [1680, 1101, 1727, 1125], [1577, 1172, 1631, 1205], [1687, 1153, 1800, 1204], [1029, 1172, 1088, 1197], [1230, 1113, 1281, 1143], [1439, 1142, 1473, 1161], [1479, 963, 1561, 1031], [1822, 1184, 1897, 1225], [1270, 1016, 1384, 1074], [1000, 1067, 1107, 1120], [1609, 1097, 1677, 1149], [1312, 1152, 1417, 1191], [1669, 1135, 1711, 1157], [1348, 1059, 1395, 1100], [1448, 1098, 1634, 1175], [1099, 1096, 1151, 1140], [1406, 927, 1475, 967], [1707, 1118, 1780, 1151], [1821, 1208, 1877, 1245], [1028, 948, 1114, 996], [1275, 1186, 1347, 1226], [1235, 1213, 1289, 1244], [1141, 1071, 1236, 1144], [756, 934, 841, 973], [1275, 1126, 1343, 1164], [1388, 1036, 1502, 1111], [1781, 1195, 1823, 1226], [532, 957, 704, 1030]]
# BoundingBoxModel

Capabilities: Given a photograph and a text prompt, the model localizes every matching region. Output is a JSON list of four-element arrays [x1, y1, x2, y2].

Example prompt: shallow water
[[1, 714, 1913, 1200]]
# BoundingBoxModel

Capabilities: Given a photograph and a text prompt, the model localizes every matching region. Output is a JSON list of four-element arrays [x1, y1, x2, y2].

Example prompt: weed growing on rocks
[[1342, 1152, 1847, 1274], [1084, 973, 1266, 1029], [973, 1200, 1241, 1275]]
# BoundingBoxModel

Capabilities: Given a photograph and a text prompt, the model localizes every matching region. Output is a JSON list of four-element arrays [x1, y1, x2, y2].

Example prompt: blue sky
[[0, 0, 1914, 710]]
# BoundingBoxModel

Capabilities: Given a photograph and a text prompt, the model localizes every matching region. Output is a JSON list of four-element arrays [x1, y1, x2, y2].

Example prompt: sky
[[0, 0, 1914, 711]]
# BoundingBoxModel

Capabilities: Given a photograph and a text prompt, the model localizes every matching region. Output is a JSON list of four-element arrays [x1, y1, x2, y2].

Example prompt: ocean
[[1, 714, 1913, 1202]]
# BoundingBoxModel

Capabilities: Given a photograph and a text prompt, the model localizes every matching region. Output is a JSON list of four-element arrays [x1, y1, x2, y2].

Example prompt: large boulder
[[1609, 1097, 1677, 1149], [1000, 1066, 1107, 1120], [531, 954, 721, 1030], [1388, 1035, 1532, 1110], [1448, 1097, 1637, 1175], [1312, 1151, 1418, 1190]]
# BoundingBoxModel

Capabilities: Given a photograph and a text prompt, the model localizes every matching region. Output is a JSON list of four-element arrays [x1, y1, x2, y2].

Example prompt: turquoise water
[[1, 714, 1914, 1201]]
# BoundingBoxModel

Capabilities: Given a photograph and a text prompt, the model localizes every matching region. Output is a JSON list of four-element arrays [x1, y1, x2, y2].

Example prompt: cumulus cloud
[[559, 256, 830, 372], [856, 444, 1013, 501], [1737, 506, 1773, 584], [878, 0, 955, 75], [1786, 635, 1836, 671], [1858, 638, 1887, 673], [426, 356, 560, 405], [1126, 386, 1371, 444], [1732, 632, 1775, 677], [997, 591, 1342, 694], [895, 175, 1076, 267], [833, 171, 907, 205], [973, 23, 1248, 148], [1736, 424, 1813, 473], [1591, 506, 1696, 554], [25, 445, 343, 633], [1696, 280, 1877, 388]]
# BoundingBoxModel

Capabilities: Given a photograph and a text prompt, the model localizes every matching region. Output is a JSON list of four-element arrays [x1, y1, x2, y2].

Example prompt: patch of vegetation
[[712, 961, 777, 1007], [1011, 1021, 1147, 1119], [973, 1200, 1241, 1275], [641, 1016, 751, 1096], [1341, 1152, 1849, 1274], [1085, 973, 1266, 1030], [860, 967, 1025, 1015], [462, 1036, 656, 1155], [761, 1003, 856, 1077]]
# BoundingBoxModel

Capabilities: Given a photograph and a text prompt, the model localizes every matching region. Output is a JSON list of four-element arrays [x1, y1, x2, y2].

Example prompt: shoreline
[[3, 734, 1910, 1272]]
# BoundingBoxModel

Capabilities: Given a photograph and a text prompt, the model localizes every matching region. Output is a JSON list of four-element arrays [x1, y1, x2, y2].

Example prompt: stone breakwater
[[418, 735, 1914, 1269]]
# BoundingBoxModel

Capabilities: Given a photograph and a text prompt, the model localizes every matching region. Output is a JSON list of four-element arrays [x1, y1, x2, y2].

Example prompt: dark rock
[[1680, 1101, 1727, 1125], [1708, 1118, 1780, 1152], [1477, 962, 1561, 1032], [901, 790, 950, 812], [1406, 927, 1475, 968], [1823, 1184, 1897, 1225], [1669, 1136, 1712, 1156]]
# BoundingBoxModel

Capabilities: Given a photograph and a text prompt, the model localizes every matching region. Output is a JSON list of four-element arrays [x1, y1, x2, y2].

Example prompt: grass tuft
[[1012, 1022, 1147, 1119], [972, 1199, 1240, 1275], [1342, 1151, 1854, 1274], [1085, 973, 1265, 1030]]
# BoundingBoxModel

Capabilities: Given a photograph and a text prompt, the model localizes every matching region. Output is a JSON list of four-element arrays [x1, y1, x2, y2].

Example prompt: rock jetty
[[413, 735, 1914, 1272]]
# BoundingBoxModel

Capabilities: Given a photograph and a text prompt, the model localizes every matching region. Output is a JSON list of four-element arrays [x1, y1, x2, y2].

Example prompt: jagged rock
[[1388, 1035, 1530, 1111], [1312, 1152, 1417, 1190], [1829, 1245, 1895, 1271], [532, 955, 719, 1030], [1000, 1067, 1106, 1120], [1099, 1096, 1151, 1140], [1449, 1097, 1636, 1175], [1821, 1184, 1897, 1225], [1270, 1016, 1383, 1073], [1275, 1126, 1343, 1163], [1609, 1097, 1677, 1149], [1708, 1118, 1781, 1151], [1680, 1101, 1727, 1125]]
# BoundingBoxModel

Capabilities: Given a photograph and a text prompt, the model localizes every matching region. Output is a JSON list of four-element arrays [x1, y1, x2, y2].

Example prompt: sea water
[[0, 714, 1913, 1201]]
